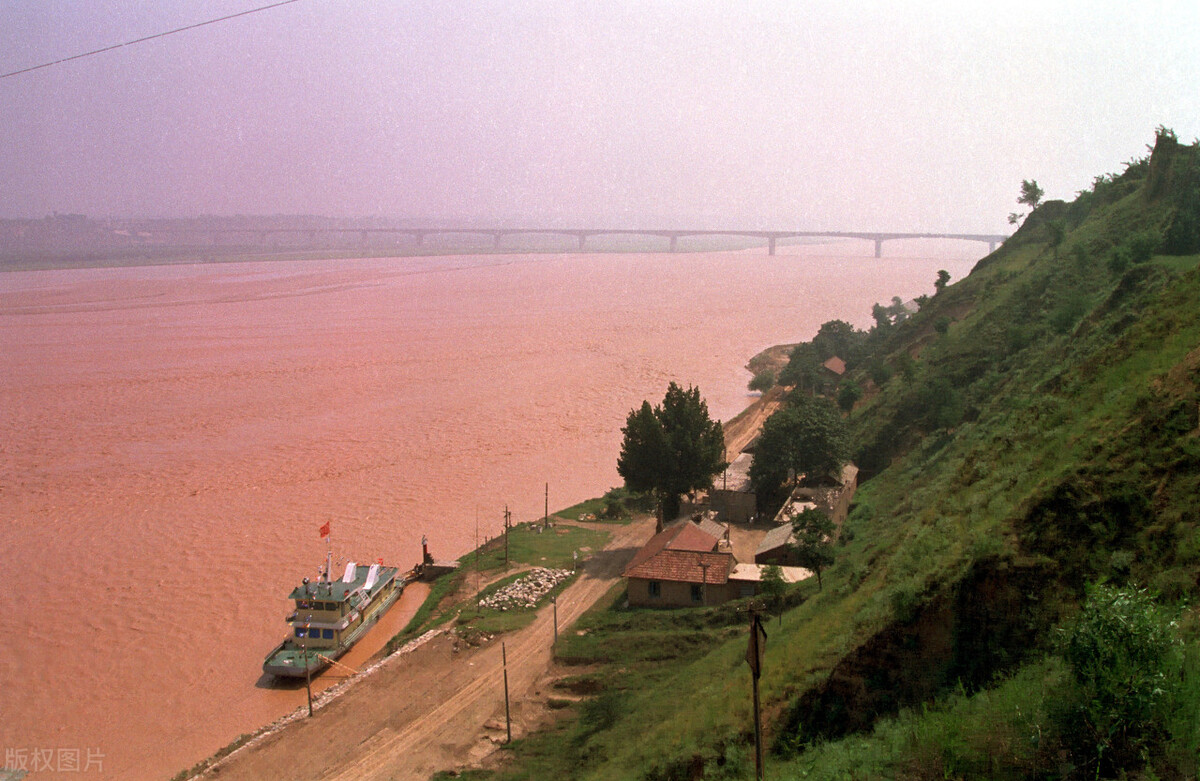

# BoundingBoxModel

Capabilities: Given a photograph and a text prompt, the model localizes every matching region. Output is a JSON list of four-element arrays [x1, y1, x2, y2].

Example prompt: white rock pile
[[479, 567, 571, 611]]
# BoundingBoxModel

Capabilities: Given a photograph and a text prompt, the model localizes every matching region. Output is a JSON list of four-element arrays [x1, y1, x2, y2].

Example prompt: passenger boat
[[262, 558, 405, 679]]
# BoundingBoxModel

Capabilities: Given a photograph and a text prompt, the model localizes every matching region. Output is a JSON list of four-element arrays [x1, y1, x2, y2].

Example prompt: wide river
[[0, 243, 979, 778]]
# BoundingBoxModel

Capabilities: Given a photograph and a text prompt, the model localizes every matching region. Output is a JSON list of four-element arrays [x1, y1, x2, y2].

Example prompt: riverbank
[[181, 514, 657, 780], [175, 384, 783, 780]]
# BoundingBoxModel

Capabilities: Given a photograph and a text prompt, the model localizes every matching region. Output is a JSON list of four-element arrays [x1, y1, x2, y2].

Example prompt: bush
[[748, 369, 775, 393], [837, 380, 862, 412], [1056, 585, 1182, 776]]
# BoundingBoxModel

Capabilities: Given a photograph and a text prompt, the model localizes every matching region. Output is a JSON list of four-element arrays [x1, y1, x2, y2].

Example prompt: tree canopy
[[748, 396, 849, 513], [1018, 179, 1044, 211], [616, 382, 726, 525]]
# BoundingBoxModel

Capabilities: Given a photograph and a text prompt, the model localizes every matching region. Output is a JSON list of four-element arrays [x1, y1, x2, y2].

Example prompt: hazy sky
[[1, 1, 1197, 232]]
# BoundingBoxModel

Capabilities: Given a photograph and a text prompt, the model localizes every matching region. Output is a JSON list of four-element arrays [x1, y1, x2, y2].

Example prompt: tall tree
[[749, 397, 849, 513], [617, 383, 726, 527], [789, 507, 835, 590]]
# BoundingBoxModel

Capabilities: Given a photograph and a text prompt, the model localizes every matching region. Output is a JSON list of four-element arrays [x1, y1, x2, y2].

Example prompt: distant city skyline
[[1, 1, 1197, 233]]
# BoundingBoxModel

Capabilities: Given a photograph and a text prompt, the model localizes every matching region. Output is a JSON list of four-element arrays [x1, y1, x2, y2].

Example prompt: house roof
[[625, 549, 733, 585], [822, 356, 846, 375], [668, 515, 729, 542], [715, 452, 753, 494], [729, 563, 812, 584], [623, 521, 727, 583], [755, 523, 797, 556], [772, 497, 817, 525]]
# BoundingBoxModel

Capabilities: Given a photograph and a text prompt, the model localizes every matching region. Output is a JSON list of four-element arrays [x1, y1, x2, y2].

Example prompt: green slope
[[465, 130, 1200, 781]]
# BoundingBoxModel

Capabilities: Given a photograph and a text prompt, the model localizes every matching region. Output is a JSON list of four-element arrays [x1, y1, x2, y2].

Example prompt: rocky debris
[[478, 567, 571, 611]]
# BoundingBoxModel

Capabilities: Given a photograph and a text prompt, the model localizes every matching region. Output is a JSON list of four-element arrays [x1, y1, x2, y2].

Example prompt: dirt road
[[721, 386, 784, 461], [208, 515, 655, 780]]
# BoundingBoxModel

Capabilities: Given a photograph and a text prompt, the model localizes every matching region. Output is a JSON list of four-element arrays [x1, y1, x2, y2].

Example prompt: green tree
[[836, 380, 861, 413], [748, 369, 775, 393], [616, 383, 726, 528], [1018, 178, 1044, 211], [1047, 219, 1066, 259], [811, 319, 866, 366], [789, 507, 835, 590], [778, 342, 822, 393], [934, 269, 950, 292], [749, 397, 849, 513], [759, 564, 788, 624]]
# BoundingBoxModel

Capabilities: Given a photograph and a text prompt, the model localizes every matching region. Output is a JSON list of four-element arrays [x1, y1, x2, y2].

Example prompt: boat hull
[[262, 574, 405, 679]]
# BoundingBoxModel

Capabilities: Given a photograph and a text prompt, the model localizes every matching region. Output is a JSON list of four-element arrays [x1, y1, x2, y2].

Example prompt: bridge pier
[[493, 232, 502, 249], [577, 234, 586, 251], [874, 239, 883, 258], [768, 236, 776, 256], [989, 240, 997, 254], [669, 235, 678, 252]]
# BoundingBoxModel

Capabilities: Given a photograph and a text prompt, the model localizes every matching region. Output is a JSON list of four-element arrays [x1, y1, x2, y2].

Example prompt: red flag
[[318, 521, 331, 539], [377, 556, 384, 565]]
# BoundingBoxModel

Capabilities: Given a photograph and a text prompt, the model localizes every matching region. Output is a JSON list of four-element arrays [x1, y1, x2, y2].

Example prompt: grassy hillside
[[460, 131, 1200, 781]]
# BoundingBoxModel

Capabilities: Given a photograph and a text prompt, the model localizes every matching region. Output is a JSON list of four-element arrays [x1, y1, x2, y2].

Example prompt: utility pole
[[552, 595, 558, 647], [544, 482, 549, 530], [502, 641, 512, 743], [746, 609, 767, 780], [475, 507, 480, 615], [504, 505, 511, 569], [699, 560, 710, 607]]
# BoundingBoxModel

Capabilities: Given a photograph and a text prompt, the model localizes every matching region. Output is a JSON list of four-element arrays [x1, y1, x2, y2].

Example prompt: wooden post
[[746, 611, 766, 780], [502, 641, 512, 743], [544, 482, 549, 529]]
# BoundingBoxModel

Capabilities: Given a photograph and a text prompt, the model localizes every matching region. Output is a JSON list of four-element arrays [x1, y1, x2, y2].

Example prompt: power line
[[1, 0, 306, 81]]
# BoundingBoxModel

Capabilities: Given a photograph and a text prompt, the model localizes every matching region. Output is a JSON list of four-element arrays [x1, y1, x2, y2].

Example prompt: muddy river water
[[0, 244, 979, 778]]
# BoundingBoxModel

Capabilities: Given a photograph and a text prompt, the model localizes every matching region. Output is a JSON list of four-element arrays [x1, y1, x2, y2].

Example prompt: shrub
[[748, 369, 775, 393], [1056, 585, 1182, 776]]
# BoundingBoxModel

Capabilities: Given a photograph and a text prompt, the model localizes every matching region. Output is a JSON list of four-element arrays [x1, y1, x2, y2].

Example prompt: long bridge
[[125, 226, 1009, 258]]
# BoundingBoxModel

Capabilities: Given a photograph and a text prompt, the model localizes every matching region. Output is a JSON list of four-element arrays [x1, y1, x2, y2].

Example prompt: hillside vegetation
[[462, 130, 1200, 781]]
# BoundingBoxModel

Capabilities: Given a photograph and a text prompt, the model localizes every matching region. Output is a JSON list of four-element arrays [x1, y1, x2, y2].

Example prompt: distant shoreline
[[0, 234, 849, 273]]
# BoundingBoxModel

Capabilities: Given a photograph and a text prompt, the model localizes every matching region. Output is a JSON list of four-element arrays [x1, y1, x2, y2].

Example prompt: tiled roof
[[625, 549, 732, 585], [822, 356, 846, 375], [669, 522, 720, 552], [623, 521, 725, 583]]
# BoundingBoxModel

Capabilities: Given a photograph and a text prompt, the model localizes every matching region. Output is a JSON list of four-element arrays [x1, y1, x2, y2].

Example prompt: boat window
[[294, 628, 305, 638], [322, 629, 334, 639], [296, 600, 313, 611]]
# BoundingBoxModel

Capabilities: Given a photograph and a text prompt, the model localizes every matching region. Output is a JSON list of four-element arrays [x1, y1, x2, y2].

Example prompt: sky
[[0, 1, 1197, 233]]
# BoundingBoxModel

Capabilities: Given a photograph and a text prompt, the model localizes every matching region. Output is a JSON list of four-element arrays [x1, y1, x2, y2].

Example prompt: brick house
[[623, 521, 742, 607]]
